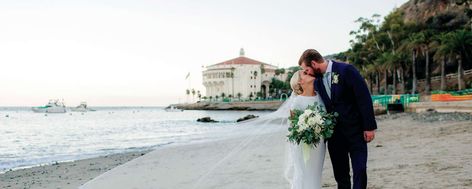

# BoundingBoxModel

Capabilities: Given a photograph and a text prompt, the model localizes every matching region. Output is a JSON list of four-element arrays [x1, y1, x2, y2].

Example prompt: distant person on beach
[[298, 49, 377, 189]]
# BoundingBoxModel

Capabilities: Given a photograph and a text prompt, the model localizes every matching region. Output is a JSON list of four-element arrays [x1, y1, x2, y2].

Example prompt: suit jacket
[[315, 61, 377, 138]]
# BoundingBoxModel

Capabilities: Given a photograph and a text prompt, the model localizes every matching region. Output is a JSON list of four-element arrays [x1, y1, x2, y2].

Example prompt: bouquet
[[287, 102, 338, 147]]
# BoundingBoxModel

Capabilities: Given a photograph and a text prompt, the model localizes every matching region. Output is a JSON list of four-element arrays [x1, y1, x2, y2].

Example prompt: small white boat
[[32, 99, 67, 113], [165, 106, 183, 112], [70, 102, 96, 112]]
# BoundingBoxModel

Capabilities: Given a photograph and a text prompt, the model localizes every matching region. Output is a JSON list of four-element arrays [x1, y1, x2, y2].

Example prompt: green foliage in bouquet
[[287, 102, 338, 147]]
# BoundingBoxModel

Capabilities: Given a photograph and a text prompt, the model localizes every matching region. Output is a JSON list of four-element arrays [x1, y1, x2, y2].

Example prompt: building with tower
[[202, 49, 286, 100]]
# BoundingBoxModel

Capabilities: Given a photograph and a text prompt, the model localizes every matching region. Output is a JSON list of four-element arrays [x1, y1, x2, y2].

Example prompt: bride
[[287, 70, 326, 189]]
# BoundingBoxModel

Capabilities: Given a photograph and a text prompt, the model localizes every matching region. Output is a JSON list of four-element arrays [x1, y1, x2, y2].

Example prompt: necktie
[[323, 72, 331, 98]]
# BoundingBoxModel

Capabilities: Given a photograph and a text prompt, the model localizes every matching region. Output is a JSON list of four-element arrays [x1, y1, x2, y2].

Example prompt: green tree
[[256, 92, 263, 99], [407, 32, 425, 94], [275, 68, 285, 75], [191, 89, 196, 102], [186, 89, 191, 102], [432, 32, 451, 90], [442, 29, 472, 90]]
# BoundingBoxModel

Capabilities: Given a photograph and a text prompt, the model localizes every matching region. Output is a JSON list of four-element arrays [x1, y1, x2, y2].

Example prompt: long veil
[[80, 93, 298, 189], [189, 93, 298, 188]]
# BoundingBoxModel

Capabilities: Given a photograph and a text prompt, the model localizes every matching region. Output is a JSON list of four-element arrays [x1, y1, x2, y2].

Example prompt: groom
[[299, 49, 377, 189]]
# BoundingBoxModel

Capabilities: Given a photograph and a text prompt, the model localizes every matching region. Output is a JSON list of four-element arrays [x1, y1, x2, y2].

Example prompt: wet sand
[[0, 151, 149, 189]]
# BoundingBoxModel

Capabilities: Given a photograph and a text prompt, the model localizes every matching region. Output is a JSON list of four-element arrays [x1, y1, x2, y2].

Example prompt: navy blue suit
[[314, 61, 377, 189]]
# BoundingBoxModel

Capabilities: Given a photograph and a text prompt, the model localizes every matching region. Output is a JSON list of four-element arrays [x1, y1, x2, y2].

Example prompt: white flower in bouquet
[[314, 114, 324, 125], [297, 116, 306, 127], [314, 125, 322, 134], [298, 123, 308, 132], [307, 116, 317, 126]]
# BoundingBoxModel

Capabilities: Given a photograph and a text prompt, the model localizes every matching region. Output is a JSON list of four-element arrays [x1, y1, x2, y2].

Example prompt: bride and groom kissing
[[287, 49, 377, 189]]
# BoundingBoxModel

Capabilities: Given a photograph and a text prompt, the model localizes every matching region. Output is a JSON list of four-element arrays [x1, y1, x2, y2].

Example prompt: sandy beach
[[0, 151, 149, 189], [1, 112, 472, 189]]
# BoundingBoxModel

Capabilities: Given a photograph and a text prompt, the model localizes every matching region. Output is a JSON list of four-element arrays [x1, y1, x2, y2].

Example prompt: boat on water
[[165, 106, 183, 112], [70, 102, 96, 112], [32, 99, 67, 113]]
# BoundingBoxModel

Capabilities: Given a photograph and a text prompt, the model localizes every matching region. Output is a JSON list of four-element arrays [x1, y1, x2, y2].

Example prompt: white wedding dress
[[287, 95, 326, 189]]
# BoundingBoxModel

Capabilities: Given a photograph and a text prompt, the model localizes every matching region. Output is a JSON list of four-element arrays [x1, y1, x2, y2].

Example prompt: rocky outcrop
[[196, 117, 218, 123], [236, 115, 259, 122], [399, 0, 469, 27]]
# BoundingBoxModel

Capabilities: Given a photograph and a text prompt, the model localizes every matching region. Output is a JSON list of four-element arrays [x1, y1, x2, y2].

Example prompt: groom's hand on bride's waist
[[364, 130, 375, 143]]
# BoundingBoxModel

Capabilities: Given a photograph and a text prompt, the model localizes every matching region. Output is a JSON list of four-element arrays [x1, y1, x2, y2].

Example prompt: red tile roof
[[210, 56, 275, 67]]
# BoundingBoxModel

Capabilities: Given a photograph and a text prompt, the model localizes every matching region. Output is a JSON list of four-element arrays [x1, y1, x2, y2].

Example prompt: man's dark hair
[[298, 49, 324, 66]]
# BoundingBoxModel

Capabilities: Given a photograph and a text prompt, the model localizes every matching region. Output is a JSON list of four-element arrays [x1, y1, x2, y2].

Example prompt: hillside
[[400, 0, 470, 28]]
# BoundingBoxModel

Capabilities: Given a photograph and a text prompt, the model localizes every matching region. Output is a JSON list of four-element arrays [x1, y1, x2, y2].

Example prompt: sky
[[0, 0, 409, 106]]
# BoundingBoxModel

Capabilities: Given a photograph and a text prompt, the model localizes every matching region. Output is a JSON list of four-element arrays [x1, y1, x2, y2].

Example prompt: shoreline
[[1, 112, 471, 188], [170, 100, 284, 111], [0, 151, 150, 189]]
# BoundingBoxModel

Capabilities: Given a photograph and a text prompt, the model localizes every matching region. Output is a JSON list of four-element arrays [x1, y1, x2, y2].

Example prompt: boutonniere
[[332, 73, 340, 84]]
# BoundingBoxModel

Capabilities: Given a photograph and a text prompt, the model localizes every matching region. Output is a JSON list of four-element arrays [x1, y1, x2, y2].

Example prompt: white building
[[202, 49, 286, 99]]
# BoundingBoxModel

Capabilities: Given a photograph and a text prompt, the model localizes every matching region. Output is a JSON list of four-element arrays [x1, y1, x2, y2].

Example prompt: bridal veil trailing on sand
[[80, 93, 300, 189]]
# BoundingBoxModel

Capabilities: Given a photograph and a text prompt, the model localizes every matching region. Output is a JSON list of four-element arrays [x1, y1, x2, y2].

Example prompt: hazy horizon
[[0, 0, 408, 106]]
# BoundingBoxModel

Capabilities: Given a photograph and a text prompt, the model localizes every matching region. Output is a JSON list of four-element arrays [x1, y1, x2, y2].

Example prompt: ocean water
[[0, 107, 272, 172]]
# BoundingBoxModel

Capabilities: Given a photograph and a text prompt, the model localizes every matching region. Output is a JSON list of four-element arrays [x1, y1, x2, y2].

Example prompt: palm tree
[[186, 89, 190, 103], [433, 33, 450, 91], [365, 64, 377, 93], [388, 53, 401, 94], [408, 34, 424, 94], [209, 96, 213, 102], [197, 90, 201, 101], [215, 95, 219, 102], [397, 52, 410, 94], [221, 92, 226, 100], [409, 31, 433, 94], [237, 92, 242, 101], [442, 30, 472, 90], [374, 67, 381, 95], [375, 52, 392, 94], [248, 92, 254, 101], [191, 89, 196, 102]]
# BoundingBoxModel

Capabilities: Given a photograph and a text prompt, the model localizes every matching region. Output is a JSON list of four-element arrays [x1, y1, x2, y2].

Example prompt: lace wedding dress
[[287, 95, 326, 189]]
